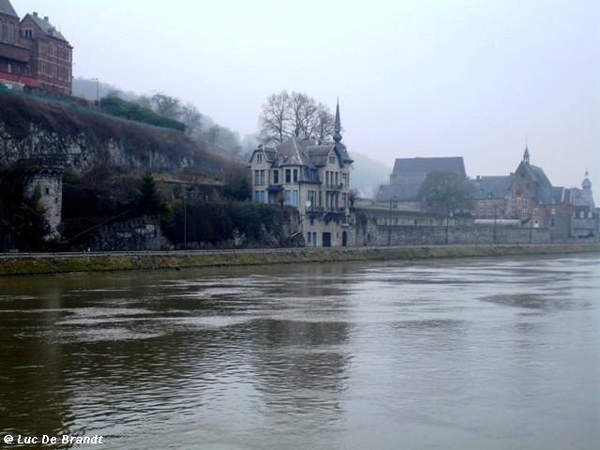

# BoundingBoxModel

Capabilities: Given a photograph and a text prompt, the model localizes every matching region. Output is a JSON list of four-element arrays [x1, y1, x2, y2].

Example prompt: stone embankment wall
[[1, 244, 599, 277], [354, 212, 596, 246], [87, 216, 171, 251]]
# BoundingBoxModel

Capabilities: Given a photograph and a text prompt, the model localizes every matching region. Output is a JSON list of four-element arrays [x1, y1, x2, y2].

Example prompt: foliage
[[223, 162, 251, 201], [418, 171, 473, 215], [163, 197, 292, 248], [259, 91, 335, 144], [0, 177, 50, 251], [136, 172, 165, 215], [100, 96, 185, 131]]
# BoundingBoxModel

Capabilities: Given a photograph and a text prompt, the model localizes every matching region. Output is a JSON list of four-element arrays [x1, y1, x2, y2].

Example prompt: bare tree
[[180, 102, 203, 139], [313, 103, 335, 144], [259, 91, 290, 144], [258, 90, 335, 144], [151, 94, 181, 120]]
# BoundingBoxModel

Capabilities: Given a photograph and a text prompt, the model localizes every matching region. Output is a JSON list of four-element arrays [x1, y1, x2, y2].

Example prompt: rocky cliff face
[[0, 91, 223, 174]]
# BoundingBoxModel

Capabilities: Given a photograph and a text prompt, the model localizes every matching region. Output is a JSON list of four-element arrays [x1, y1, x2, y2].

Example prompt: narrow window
[[8, 22, 15, 44]]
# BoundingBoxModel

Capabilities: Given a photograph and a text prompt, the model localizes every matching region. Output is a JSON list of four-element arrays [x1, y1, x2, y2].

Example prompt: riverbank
[[1, 243, 600, 276]]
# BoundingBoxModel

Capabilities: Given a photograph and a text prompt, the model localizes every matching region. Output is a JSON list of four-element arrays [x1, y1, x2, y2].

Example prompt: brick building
[[0, 0, 72, 95]]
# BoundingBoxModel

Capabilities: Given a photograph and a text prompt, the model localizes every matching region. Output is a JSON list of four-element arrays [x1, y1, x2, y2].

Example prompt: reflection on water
[[1, 255, 599, 449]]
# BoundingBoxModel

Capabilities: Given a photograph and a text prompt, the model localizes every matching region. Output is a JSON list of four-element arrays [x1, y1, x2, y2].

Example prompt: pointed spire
[[523, 144, 530, 164], [582, 168, 592, 190], [333, 98, 342, 143]]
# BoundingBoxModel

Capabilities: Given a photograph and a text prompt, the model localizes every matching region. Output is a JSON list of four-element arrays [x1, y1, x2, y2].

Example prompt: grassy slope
[[1, 244, 599, 276], [0, 90, 225, 174]]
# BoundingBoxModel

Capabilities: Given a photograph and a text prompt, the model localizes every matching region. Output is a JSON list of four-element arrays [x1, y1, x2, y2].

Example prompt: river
[[1, 254, 599, 449]]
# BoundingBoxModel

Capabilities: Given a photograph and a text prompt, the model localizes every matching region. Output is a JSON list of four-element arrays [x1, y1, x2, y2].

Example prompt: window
[[273, 170, 279, 184], [284, 190, 299, 207], [533, 208, 540, 217], [254, 170, 265, 185], [256, 153, 263, 163], [293, 169, 298, 183], [8, 22, 15, 44], [0, 19, 3, 42], [23, 29, 33, 38], [7, 63, 12, 74], [285, 169, 291, 183], [254, 190, 266, 203], [329, 155, 336, 165]]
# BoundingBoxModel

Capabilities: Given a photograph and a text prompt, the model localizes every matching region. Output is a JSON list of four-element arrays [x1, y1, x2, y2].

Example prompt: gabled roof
[[470, 176, 512, 200], [391, 157, 466, 180], [277, 137, 312, 166], [0, 0, 18, 18], [514, 160, 554, 203], [23, 12, 68, 42]]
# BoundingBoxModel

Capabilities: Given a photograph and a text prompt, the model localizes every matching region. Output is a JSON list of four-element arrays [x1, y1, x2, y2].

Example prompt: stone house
[[249, 103, 354, 247]]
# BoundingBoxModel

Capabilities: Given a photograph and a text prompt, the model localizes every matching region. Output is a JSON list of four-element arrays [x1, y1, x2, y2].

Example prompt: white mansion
[[248, 103, 354, 247]]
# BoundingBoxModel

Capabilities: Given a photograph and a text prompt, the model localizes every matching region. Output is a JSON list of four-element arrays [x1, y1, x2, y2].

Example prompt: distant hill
[[350, 152, 391, 199]]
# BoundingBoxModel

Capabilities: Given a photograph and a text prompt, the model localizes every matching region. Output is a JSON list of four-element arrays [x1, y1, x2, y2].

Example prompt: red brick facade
[[0, 2, 72, 95]]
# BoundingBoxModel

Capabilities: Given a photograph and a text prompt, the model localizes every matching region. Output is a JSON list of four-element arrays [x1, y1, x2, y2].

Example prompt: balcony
[[0, 42, 30, 63], [325, 183, 345, 192]]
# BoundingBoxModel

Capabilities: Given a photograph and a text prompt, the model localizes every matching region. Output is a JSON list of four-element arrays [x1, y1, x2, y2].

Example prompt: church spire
[[582, 168, 592, 190], [333, 99, 342, 143], [523, 144, 530, 164]]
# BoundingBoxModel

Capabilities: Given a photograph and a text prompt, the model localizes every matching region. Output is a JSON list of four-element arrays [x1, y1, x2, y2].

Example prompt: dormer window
[[329, 155, 336, 165], [256, 153, 263, 163], [7, 22, 15, 44]]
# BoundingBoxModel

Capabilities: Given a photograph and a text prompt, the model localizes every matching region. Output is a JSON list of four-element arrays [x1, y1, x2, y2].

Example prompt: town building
[[376, 156, 467, 210], [249, 103, 354, 247], [0, 0, 72, 95], [376, 145, 597, 241]]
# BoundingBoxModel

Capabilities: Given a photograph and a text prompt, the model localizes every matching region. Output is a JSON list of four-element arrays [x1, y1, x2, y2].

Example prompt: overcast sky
[[15, 0, 600, 193]]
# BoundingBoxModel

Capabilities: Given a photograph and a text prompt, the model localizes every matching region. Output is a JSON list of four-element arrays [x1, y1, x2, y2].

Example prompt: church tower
[[581, 169, 595, 209]]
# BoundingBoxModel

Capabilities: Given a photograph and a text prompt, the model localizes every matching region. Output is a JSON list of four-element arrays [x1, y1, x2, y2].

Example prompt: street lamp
[[388, 195, 397, 246], [493, 205, 497, 244]]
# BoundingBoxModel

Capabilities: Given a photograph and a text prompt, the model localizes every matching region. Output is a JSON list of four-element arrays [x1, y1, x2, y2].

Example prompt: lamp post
[[529, 209, 533, 244], [388, 195, 397, 246], [493, 205, 497, 244], [183, 194, 187, 250]]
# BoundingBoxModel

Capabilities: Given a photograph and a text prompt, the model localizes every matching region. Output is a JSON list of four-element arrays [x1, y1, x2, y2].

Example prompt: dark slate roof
[[306, 145, 332, 166], [378, 156, 466, 202], [25, 13, 68, 41], [0, 0, 18, 17], [277, 137, 312, 166], [514, 160, 555, 203], [391, 157, 466, 180], [469, 176, 512, 200]]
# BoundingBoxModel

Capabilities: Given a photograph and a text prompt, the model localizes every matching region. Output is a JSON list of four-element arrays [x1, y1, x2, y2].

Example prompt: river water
[[1, 254, 599, 449]]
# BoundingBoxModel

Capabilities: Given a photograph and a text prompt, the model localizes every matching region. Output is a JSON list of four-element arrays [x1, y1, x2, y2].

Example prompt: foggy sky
[[15, 0, 600, 196]]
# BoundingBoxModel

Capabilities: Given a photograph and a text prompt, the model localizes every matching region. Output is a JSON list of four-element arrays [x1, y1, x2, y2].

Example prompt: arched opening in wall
[[342, 231, 347, 247]]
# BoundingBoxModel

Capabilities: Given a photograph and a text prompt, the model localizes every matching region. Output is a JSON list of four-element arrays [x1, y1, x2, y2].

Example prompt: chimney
[[33, 12, 38, 17], [44, 16, 49, 22]]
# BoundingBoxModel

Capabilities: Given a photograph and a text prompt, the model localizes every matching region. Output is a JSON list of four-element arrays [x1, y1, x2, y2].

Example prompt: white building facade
[[249, 104, 354, 247]]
